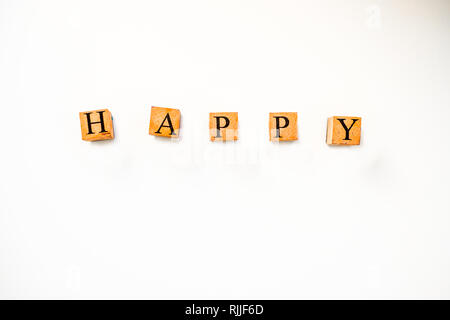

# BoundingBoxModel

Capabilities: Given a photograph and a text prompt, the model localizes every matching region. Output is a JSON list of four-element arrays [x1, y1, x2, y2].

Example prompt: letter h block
[[79, 109, 114, 141], [326, 116, 361, 145]]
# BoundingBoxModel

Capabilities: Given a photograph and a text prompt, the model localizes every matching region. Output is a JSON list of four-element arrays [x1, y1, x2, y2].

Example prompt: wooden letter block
[[209, 112, 238, 141], [326, 116, 361, 145], [149, 106, 181, 138], [79, 109, 114, 141], [269, 112, 298, 141]]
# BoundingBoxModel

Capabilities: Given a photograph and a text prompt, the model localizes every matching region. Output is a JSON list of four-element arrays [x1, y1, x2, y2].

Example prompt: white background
[[1, 0, 449, 299]]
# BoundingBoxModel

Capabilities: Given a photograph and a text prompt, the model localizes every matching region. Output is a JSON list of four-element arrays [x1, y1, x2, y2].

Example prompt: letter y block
[[326, 116, 361, 145]]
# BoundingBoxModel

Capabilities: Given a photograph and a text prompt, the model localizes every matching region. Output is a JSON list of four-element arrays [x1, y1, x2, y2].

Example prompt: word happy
[[79, 106, 362, 145]]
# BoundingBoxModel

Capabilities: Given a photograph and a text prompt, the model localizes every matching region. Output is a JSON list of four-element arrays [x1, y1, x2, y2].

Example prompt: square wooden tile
[[326, 116, 361, 145], [269, 112, 298, 141], [209, 112, 238, 141], [149, 106, 181, 138], [79, 108, 114, 141]]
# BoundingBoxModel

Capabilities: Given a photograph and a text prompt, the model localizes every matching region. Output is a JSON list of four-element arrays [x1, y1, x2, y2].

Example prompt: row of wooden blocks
[[79, 107, 362, 145]]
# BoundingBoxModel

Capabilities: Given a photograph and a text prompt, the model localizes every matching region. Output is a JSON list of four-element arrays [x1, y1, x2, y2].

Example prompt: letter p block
[[326, 116, 361, 145], [209, 112, 238, 141], [269, 112, 298, 141], [79, 109, 114, 141]]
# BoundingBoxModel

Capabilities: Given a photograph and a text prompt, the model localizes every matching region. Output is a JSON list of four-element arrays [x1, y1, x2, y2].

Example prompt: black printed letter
[[214, 116, 230, 138], [274, 116, 289, 138], [85, 111, 107, 134], [155, 113, 175, 135], [337, 118, 359, 140]]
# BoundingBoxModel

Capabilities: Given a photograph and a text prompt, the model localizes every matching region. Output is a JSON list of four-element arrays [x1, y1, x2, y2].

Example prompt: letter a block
[[79, 109, 114, 141], [149, 106, 181, 138], [326, 116, 361, 145], [209, 112, 238, 141], [269, 112, 298, 141]]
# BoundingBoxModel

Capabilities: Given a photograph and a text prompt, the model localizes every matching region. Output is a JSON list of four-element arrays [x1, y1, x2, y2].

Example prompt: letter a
[[149, 106, 181, 138]]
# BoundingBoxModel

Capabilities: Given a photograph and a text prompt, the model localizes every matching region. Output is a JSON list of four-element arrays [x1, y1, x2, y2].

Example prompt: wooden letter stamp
[[326, 116, 361, 145], [149, 106, 181, 138], [269, 112, 298, 141], [209, 112, 238, 141], [79, 109, 114, 141]]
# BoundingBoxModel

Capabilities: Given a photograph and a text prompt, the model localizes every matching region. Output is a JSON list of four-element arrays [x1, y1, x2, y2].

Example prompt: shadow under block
[[209, 112, 238, 141], [269, 112, 298, 141], [149, 106, 181, 138], [79, 109, 114, 141], [326, 116, 361, 145]]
